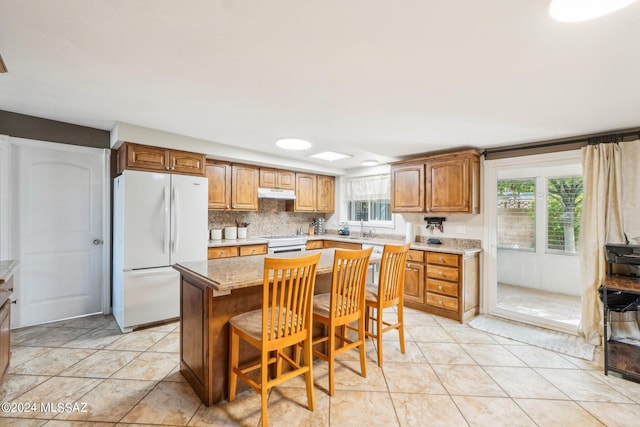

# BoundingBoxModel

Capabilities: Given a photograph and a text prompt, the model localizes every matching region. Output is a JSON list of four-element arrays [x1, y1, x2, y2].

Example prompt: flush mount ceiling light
[[549, 0, 638, 22], [275, 138, 312, 150], [309, 151, 352, 162], [361, 160, 379, 166]]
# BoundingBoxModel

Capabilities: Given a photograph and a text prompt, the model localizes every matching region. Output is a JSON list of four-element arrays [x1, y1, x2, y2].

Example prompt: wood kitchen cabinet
[[206, 161, 232, 210], [286, 173, 335, 213], [316, 175, 335, 212], [231, 164, 259, 211], [402, 250, 479, 323], [0, 260, 17, 383], [391, 162, 425, 212], [207, 162, 259, 211], [117, 142, 206, 176], [426, 150, 480, 214], [207, 244, 267, 259], [404, 250, 425, 305], [322, 240, 361, 250], [259, 168, 295, 190], [390, 149, 480, 214]]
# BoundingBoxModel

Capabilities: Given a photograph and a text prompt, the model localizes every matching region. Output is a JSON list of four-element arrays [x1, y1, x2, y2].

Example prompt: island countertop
[[174, 249, 340, 293]]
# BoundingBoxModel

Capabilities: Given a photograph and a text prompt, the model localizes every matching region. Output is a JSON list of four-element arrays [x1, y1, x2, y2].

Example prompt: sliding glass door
[[484, 151, 583, 334]]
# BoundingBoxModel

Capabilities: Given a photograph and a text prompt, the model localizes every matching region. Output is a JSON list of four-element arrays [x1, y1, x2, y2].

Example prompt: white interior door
[[15, 138, 108, 327]]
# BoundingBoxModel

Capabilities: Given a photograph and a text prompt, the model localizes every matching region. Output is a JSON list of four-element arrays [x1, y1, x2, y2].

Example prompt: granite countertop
[[309, 235, 482, 255], [0, 260, 19, 283], [175, 249, 336, 293], [174, 248, 381, 293]]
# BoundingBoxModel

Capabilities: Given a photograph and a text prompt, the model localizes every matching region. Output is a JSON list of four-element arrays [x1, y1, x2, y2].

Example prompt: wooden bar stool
[[364, 243, 411, 367], [310, 247, 373, 395], [228, 252, 321, 427]]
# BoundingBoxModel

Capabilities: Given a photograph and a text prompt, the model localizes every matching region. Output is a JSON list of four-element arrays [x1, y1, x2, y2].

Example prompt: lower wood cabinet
[[0, 300, 10, 382], [322, 240, 362, 250], [403, 250, 479, 323], [207, 244, 267, 260]]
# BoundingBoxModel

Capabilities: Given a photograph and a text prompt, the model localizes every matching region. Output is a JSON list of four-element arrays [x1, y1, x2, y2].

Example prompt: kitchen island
[[173, 249, 339, 406]]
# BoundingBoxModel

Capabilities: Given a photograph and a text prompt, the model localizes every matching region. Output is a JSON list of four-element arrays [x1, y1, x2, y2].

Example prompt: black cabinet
[[602, 274, 640, 381]]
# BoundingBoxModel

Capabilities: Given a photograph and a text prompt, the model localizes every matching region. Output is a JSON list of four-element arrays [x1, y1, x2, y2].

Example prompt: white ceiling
[[1, 0, 639, 172]]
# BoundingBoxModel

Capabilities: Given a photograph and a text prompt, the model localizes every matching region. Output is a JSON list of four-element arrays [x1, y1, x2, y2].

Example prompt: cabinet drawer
[[306, 240, 324, 250], [208, 246, 239, 259], [426, 292, 458, 311], [427, 252, 459, 267], [427, 278, 458, 297], [240, 244, 267, 256], [407, 250, 424, 263], [426, 265, 459, 282], [324, 241, 361, 250]]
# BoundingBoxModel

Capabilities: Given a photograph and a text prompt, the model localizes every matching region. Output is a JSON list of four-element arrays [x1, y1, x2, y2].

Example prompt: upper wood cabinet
[[117, 142, 206, 176], [259, 168, 295, 190], [288, 173, 317, 212], [286, 173, 335, 213], [206, 161, 258, 211], [231, 164, 259, 211], [316, 175, 335, 212], [391, 149, 480, 214], [391, 162, 425, 212], [205, 160, 232, 210]]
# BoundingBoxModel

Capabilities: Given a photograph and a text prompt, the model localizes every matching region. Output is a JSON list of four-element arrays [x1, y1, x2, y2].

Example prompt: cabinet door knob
[[438, 271, 443, 276], [438, 285, 443, 290], [439, 256, 444, 262]]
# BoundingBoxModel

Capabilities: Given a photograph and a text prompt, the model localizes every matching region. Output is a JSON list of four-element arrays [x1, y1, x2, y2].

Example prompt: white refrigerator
[[113, 169, 208, 332]]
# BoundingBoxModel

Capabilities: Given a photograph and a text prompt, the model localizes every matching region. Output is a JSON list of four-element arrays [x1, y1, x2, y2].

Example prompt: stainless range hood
[[257, 187, 296, 200]]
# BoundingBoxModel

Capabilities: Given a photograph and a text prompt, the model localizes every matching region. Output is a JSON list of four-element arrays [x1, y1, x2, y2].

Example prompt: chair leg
[[397, 303, 405, 354], [376, 308, 384, 367], [328, 325, 336, 396], [261, 349, 269, 427], [228, 326, 239, 402], [303, 335, 315, 411], [358, 315, 367, 378]]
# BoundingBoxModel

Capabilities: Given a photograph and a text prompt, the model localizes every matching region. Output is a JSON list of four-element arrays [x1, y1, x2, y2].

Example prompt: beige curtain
[[580, 143, 625, 345]]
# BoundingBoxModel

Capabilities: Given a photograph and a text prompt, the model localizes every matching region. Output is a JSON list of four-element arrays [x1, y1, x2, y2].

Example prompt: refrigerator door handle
[[172, 185, 179, 254], [163, 186, 170, 254]]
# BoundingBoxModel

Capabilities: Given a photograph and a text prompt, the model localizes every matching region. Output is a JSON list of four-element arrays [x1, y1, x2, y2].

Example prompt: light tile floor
[[2, 308, 640, 426], [497, 283, 582, 327]]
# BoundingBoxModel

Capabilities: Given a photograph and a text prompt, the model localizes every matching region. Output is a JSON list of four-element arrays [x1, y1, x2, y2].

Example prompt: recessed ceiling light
[[361, 160, 379, 166], [309, 151, 352, 162], [275, 138, 312, 150], [549, 0, 638, 22]]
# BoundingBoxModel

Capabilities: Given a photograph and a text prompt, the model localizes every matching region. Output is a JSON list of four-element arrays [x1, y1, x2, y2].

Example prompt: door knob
[[93, 239, 104, 245]]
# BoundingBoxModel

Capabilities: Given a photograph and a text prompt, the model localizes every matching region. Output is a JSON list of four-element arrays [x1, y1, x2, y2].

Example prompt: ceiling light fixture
[[309, 151, 352, 162], [0, 54, 7, 73], [275, 138, 312, 150], [549, 0, 638, 22], [361, 160, 379, 166]]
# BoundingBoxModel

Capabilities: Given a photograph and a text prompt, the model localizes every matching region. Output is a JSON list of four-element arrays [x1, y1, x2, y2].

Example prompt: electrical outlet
[[456, 225, 466, 234]]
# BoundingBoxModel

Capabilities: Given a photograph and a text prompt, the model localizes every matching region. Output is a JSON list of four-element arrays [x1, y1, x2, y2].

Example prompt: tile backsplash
[[208, 199, 325, 237]]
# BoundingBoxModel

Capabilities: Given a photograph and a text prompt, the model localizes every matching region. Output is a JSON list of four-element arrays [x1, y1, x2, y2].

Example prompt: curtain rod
[[483, 127, 640, 158]]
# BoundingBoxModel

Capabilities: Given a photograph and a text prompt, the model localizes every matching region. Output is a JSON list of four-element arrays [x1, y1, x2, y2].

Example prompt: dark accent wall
[[0, 110, 110, 148]]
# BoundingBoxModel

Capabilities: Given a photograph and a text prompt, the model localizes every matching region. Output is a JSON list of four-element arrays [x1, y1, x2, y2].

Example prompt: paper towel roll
[[405, 222, 415, 242]]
